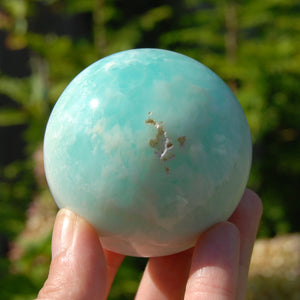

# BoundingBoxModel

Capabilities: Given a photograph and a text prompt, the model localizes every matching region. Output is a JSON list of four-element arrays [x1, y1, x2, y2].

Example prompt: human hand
[[37, 189, 262, 300]]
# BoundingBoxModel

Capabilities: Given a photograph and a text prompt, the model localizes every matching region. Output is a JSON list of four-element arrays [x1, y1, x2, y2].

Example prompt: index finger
[[228, 189, 263, 300]]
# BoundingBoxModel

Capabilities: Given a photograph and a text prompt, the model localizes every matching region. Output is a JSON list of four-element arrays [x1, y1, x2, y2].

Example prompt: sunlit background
[[0, 0, 299, 299]]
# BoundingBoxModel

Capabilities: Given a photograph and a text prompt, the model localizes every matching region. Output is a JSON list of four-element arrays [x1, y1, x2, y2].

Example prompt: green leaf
[[0, 108, 28, 126]]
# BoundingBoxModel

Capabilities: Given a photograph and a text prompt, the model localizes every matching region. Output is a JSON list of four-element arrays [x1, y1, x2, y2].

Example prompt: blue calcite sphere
[[44, 49, 252, 257]]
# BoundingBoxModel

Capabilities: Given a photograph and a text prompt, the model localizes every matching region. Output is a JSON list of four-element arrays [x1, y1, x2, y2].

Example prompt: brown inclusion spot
[[167, 142, 173, 148], [177, 136, 186, 147], [149, 139, 158, 147], [146, 118, 166, 155], [145, 118, 156, 126], [145, 114, 180, 174]]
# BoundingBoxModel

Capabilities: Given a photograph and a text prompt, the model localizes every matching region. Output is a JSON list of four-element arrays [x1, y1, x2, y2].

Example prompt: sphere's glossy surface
[[44, 49, 252, 257]]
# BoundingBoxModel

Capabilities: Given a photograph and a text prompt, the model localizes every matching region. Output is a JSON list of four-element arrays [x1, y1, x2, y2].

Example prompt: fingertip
[[192, 221, 240, 269], [51, 208, 76, 259], [244, 189, 263, 217], [38, 209, 108, 300], [229, 189, 263, 300], [186, 222, 240, 300]]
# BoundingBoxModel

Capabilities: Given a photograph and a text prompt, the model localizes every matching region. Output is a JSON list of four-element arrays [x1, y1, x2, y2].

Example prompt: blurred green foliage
[[0, 0, 299, 299]]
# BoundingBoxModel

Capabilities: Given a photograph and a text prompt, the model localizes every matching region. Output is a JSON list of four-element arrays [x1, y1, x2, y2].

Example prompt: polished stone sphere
[[44, 49, 252, 257]]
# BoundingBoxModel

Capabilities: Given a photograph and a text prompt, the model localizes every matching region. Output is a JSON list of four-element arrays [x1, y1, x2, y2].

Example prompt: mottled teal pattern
[[44, 49, 252, 257]]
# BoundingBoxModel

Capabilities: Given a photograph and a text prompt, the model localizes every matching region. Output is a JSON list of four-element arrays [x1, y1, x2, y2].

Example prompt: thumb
[[37, 209, 108, 300]]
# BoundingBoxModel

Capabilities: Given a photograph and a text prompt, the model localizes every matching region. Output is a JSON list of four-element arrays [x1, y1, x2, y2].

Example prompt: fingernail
[[52, 209, 77, 259]]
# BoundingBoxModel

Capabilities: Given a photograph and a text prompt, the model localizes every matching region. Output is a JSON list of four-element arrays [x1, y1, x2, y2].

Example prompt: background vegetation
[[0, 0, 299, 299]]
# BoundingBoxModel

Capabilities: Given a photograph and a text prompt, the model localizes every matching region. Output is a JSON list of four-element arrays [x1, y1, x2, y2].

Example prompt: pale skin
[[37, 189, 262, 300]]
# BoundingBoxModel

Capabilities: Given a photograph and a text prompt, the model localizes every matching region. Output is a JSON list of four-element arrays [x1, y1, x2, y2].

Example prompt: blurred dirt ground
[[247, 234, 300, 299]]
